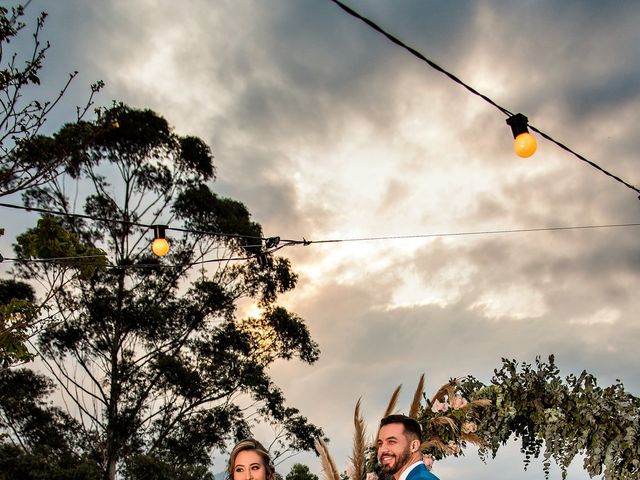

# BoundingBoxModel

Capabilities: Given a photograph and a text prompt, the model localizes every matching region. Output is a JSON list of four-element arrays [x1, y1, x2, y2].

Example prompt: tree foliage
[[0, 280, 37, 368], [8, 104, 322, 480], [0, 368, 101, 480], [1, 2, 103, 369], [286, 463, 319, 480], [401, 356, 640, 479], [0, 2, 102, 197]]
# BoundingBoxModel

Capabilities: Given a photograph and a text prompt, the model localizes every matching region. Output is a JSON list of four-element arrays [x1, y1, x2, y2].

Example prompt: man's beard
[[379, 448, 412, 475]]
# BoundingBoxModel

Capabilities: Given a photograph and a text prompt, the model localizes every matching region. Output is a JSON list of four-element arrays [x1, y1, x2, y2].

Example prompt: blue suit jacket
[[406, 462, 440, 480]]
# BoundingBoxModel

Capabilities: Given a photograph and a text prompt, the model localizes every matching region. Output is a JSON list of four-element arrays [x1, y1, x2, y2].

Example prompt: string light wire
[[292, 222, 640, 245], [3, 2, 638, 269], [328, 0, 640, 198], [3, 215, 639, 269], [1, 245, 289, 269], [0, 201, 269, 243]]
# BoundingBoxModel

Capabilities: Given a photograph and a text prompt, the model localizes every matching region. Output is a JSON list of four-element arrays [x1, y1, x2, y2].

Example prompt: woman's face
[[233, 450, 267, 480]]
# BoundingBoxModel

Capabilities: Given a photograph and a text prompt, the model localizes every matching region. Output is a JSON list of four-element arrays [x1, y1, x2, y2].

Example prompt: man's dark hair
[[379, 414, 422, 440]]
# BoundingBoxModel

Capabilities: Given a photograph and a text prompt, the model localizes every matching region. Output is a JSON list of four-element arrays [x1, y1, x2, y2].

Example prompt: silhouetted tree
[[0, 2, 102, 197], [12, 104, 322, 480], [0, 368, 101, 479], [1, 2, 102, 368], [286, 463, 319, 480]]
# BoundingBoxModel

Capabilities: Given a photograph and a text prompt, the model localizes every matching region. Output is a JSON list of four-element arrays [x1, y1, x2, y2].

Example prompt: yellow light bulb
[[152, 237, 170, 257], [514, 132, 537, 158]]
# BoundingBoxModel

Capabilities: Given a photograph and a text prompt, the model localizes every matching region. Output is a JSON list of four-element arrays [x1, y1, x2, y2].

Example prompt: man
[[377, 414, 440, 480]]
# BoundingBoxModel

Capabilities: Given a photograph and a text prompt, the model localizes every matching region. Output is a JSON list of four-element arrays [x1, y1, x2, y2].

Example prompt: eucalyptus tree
[[1, 2, 102, 369], [286, 463, 320, 480], [11, 104, 322, 480], [0, 368, 101, 479], [0, 2, 102, 197]]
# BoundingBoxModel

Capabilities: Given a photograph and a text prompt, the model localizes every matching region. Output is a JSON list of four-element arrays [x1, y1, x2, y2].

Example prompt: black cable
[[328, 0, 512, 118], [1, 245, 289, 269], [1, 254, 107, 263], [298, 222, 640, 245], [0, 201, 150, 228], [0, 202, 269, 242], [328, 0, 640, 198], [527, 125, 640, 196], [3, 223, 639, 267]]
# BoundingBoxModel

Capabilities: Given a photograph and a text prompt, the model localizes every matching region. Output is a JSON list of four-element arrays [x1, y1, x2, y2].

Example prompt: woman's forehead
[[235, 449, 263, 465]]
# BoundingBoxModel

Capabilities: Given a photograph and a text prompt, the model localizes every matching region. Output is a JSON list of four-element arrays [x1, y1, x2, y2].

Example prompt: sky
[[2, 1, 640, 479]]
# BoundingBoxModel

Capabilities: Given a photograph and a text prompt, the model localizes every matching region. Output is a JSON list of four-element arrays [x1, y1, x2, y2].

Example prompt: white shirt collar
[[397, 460, 423, 480]]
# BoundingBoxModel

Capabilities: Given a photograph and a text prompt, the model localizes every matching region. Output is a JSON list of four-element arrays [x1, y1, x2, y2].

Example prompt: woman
[[228, 438, 276, 480]]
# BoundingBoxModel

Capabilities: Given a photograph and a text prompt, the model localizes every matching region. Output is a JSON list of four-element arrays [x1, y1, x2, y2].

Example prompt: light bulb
[[151, 225, 170, 256], [514, 132, 537, 158], [506, 113, 537, 158], [152, 237, 170, 257]]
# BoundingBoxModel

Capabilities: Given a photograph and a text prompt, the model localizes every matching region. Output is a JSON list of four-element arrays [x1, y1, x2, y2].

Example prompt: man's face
[[377, 423, 414, 475]]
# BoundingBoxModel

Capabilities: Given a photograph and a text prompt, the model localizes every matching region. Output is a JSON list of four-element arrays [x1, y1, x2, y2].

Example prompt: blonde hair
[[227, 438, 276, 480]]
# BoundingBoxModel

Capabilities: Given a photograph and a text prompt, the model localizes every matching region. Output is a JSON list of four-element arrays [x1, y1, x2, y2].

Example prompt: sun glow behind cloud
[[470, 285, 548, 321], [388, 252, 477, 309]]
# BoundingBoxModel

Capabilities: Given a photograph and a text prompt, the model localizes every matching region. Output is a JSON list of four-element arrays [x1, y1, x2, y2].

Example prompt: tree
[[1, 2, 103, 369], [0, 368, 101, 480], [0, 2, 102, 197], [286, 463, 319, 480], [10, 104, 322, 480]]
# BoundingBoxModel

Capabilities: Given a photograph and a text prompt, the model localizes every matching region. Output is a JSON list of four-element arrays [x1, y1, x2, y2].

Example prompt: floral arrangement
[[417, 376, 490, 459]]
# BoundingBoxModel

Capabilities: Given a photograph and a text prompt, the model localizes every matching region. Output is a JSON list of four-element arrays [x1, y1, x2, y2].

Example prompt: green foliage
[[15, 214, 107, 279], [286, 463, 319, 480], [0, 369, 101, 479], [0, 279, 37, 368], [364, 358, 639, 480], [460, 356, 640, 479], [173, 184, 260, 240], [0, 298, 36, 367], [123, 454, 213, 480], [0, 445, 101, 480], [0, 279, 35, 303], [10, 104, 322, 479], [240, 306, 320, 365]]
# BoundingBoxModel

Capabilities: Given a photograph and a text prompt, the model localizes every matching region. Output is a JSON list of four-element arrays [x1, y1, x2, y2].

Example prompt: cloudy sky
[[3, 1, 640, 479]]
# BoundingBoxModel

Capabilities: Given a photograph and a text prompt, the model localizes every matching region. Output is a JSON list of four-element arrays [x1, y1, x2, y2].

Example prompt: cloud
[[6, 1, 640, 479]]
